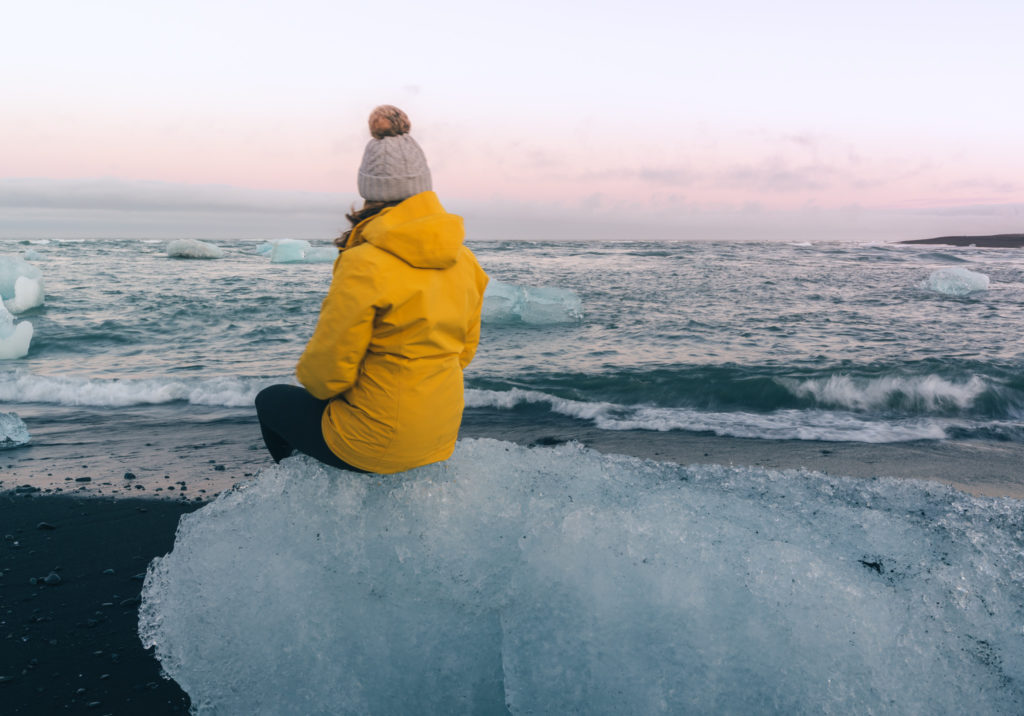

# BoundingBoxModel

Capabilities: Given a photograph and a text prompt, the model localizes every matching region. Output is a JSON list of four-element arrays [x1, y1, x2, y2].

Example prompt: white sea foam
[[167, 239, 225, 259], [483, 280, 583, 324], [0, 372, 275, 407], [139, 439, 1024, 714], [464, 388, 954, 442], [0, 411, 29, 448], [923, 267, 990, 296], [782, 373, 988, 413]]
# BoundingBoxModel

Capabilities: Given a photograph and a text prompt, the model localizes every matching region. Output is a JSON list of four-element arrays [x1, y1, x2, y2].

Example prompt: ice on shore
[[166, 239, 225, 259], [0, 411, 29, 448], [924, 267, 990, 296], [260, 239, 337, 263], [140, 439, 1024, 715], [0, 304, 33, 359], [483, 280, 583, 324], [0, 255, 45, 313]]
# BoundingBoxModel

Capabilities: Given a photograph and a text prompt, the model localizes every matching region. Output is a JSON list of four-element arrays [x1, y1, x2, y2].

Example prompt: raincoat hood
[[358, 191, 464, 269]]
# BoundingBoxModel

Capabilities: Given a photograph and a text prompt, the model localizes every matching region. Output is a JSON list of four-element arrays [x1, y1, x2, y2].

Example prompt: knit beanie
[[357, 105, 433, 201]]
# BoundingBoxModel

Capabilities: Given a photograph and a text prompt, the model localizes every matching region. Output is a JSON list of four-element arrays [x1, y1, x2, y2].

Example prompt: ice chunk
[[0, 255, 45, 313], [22, 248, 46, 261], [266, 240, 336, 263], [0, 411, 30, 448], [269, 239, 311, 263], [301, 246, 338, 263], [923, 267, 989, 296], [4, 275, 46, 314], [483, 280, 583, 324], [166, 239, 225, 259], [0, 303, 33, 359], [140, 439, 1024, 714]]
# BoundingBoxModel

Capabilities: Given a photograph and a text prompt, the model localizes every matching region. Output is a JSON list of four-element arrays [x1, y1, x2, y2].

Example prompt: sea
[[2, 237, 1023, 445], [5, 237, 1024, 713]]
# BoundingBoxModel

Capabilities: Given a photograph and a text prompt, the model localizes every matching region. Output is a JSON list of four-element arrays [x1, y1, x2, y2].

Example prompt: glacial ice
[[263, 239, 337, 263], [0, 304, 33, 359], [0, 255, 45, 313], [0, 411, 30, 448], [270, 239, 310, 262], [483, 280, 583, 324], [924, 267, 990, 296], [140, 439, 1024, 715], [167, 239, 225, 259]]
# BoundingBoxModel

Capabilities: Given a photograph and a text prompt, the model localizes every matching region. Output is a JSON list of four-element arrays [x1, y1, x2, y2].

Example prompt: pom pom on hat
[[368, 105, 411, 139], [358, 105, 432, 201]]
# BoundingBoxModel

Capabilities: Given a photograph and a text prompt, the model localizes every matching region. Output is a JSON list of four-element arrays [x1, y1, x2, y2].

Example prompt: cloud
[[0, 177, 349, 215]]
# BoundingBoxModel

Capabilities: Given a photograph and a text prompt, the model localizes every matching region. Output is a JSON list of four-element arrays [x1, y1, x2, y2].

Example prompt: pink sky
[[2, 0, 1022, 240]]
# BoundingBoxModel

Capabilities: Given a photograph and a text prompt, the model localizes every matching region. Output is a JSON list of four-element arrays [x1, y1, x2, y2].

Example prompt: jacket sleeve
[[296, 250, 378, 400], [459, 267, 488, 370]]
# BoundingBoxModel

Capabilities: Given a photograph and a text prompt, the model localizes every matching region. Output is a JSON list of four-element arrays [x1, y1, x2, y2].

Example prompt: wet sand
[[2, 405, 1022, 714]]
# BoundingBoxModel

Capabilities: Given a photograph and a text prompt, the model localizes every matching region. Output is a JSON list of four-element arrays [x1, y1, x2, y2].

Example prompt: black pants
[[254, 384, 367, 472]]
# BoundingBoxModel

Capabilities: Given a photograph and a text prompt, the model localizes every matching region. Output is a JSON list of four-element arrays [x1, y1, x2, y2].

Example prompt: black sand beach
[[3, 407, 1024, 714], [1, 494, 195, 714]]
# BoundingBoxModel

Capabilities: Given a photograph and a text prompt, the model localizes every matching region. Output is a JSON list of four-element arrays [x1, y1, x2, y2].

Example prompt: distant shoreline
[[898, 234, 1024, 248]]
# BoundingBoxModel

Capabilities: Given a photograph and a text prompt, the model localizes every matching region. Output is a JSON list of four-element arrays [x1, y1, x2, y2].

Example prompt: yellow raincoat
[[296, 191, 488, 473]]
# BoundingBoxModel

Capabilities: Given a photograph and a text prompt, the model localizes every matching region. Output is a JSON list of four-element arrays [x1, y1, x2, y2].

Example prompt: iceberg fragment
[[483, 280, 583, 324], [0, 255, 45, 313], [264, 239, 337, 263], [0, 411, 30, 448], [166, 239, 225, 259], [0, 303, 33, 359], [140, 439, 1024, 715], [923, 267, 989, 296], [269, 239, 311, 262]]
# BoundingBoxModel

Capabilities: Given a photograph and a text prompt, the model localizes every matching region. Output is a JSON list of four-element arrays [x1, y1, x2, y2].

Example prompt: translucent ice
[[265, 239, 337, 263], [483, 280, 583, 324], [269, 239, 311, 263], [301, 246, 339, 263], [0, 411, 30, 448], [0, 303, 33, 359], [0, 255, 45, 313], [140, 439, 1024, 715], [924, 267, 990, 296], [167, 239, 225, 259]]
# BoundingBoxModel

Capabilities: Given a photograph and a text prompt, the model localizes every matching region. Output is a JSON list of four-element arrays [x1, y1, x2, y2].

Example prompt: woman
[[255, 105, 488, 474]]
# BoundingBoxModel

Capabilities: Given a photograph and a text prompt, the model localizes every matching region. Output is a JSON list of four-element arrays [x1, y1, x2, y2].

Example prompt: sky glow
[[1, 0, 1022, 240]]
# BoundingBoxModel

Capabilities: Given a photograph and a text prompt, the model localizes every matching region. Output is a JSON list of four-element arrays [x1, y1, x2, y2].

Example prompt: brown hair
[[333, 200, 402, 248]]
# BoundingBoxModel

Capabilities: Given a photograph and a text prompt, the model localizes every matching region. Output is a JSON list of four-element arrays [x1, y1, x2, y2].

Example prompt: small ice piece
[[255, 241, 276, 256], [923, 267, 990, 296], [0, 303, 33, 359], [22, 249, 46, 261], [0, 411, 30, 448], [0, 255, 45, 313], [269, 239, 311, 263], [483, 280, 583, 324], [4, 275, 46, 314], [166, 239, 225, 259], [301, 247, 338, 263]]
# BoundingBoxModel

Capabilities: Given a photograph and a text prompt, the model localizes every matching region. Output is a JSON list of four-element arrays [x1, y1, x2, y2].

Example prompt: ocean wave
[[0, 371, 275, 408], [464, 388, 957, 443], [779, 373, 990, 414]]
